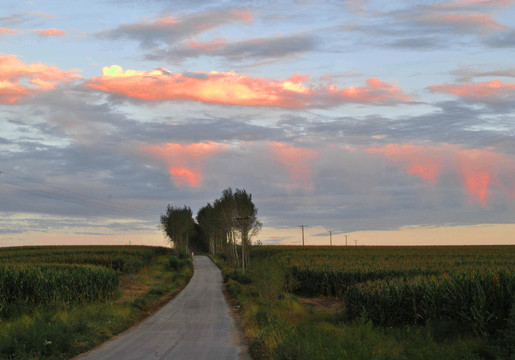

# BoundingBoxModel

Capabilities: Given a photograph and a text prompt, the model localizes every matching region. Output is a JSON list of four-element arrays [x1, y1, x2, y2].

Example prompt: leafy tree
[[160, 205, 194, 253], [196, 202, 220, 254], [234, 188, 262, 273], [196, 188, 261, 271], [188, 223, 209, 254]]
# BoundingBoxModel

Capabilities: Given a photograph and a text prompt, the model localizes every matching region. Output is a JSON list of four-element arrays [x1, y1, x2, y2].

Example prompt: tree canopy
[[160, 188, 261, 267]]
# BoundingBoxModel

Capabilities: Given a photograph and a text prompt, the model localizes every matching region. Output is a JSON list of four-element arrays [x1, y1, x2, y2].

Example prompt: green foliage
[[197, 188, 261, 268], [0, 245, 190, 360], [225, 270, 252, 284], [0, 245, 170, 274], [168, 255, 180, 270], [161, 205, 195, 252], [216, 245, 515, 360], [343, 271, 515, 337], [0, 264, 118, 307]]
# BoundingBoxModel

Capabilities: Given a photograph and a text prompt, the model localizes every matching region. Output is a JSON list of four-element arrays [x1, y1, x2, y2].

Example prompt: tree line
[[160, 188, 262, 271]]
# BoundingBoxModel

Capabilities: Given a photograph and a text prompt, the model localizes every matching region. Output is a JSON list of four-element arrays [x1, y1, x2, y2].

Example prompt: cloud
[[149, 33, 318, 63], [270, 142, 320, 190], [393, 5, 508, 35], [345, 0, 367, 14], [485, 29, 515, 47], [142, 142, 227, 187], [346, 0, 514, 51], [0, 27, 21, 35], [367, 143, 515, 206], [452, 66, 515, 82], [438, 0, 515, 9], [0, 54, 81, 104], [455, 148, 500, 206], [323, 77, 411, 105], [37, 28, 65, 37], [99, 9, 252, 48], [367, 144, 445, 184], [429, 79, 515, 103], [85, 65, 410, 108]]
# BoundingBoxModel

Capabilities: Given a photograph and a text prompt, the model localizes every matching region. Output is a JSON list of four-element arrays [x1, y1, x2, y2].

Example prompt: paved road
[[77, 256, 249, 360]]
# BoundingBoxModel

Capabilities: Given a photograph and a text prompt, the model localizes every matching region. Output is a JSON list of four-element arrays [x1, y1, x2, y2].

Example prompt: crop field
[[0, 246, 170, 310], [0, 245, 191, 360], [218, 245, 515, 359], [0, 245, 169, 273]]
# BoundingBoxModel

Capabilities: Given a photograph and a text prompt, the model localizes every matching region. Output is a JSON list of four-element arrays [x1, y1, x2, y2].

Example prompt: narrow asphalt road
[[77, 255, 249, 360]]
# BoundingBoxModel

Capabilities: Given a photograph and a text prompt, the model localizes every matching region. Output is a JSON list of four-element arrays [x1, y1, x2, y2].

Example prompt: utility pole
[[329, 230, 332, 246], [298, 225, 308, 246], [236, 217, 250, 274], [344, 234, 349, 246], [354, 239, 358, 246]]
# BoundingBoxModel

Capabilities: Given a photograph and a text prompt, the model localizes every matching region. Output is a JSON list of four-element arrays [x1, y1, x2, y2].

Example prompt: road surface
[[77, 255, 249, 360]]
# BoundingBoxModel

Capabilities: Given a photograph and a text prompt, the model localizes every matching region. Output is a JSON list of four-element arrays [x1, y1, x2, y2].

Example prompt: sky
[[1, 0, 515, 247]]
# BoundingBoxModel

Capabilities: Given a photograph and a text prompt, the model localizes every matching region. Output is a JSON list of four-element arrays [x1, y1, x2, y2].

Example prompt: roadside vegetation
[[0, 245, 192, 360], [212, 245, 515, 360]]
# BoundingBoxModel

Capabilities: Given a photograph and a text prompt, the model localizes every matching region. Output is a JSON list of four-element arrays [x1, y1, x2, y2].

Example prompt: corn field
[[0, 245, 170, 273], [249, 245, 515, 337], [0, 245, 171, 310], [0, 264, 119, 305]]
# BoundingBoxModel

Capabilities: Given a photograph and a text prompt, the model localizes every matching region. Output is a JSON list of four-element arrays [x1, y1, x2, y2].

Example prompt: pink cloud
[[429, 79, 515, 102], [367, 144, 444, 184], [186, 38, 227, 51], [270, 142, 320, 190], [0, 28, 21, 35], [442, 13, 507, 31], [0, 54, 81, 104], [368, 143, 515, 206], [37, 28, 65, 36], [455, 149, 500, 206], [444, 0, 515, 8], [326, 78, 411, 104], [228, 9, 253, 22], [142, 142, 227, 187], [86, 65, 411, 108]]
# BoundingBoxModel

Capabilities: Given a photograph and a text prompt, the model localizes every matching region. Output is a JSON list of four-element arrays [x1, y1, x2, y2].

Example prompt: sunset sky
[[1, 0, 515, 247]]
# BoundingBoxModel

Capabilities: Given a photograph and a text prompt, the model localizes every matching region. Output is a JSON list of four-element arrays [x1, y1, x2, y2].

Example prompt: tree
[[234, 188, 262, 273], [196, 188, 261, 271], [160, 205, 194, 253], [188, 223, 209, 254], [196, 202, 220, 254]]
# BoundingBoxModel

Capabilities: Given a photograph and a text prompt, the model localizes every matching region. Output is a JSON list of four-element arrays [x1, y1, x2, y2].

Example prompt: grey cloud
[[183, 72, 209, 79], [389, 37, 444, 50], [453, 66, 515, 82], [485, 30, 515, 47], [149, 33, 318, 63], [340, 3, 513, 51], [98, 8, 252, 48]]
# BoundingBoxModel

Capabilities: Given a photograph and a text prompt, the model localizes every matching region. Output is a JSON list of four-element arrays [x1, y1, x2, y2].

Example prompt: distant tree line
[[160, 188, 262, 269]]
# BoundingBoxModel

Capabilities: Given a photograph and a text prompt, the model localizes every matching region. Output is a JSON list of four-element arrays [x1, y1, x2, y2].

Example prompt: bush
[[168, 255, 180, 270], [225, 270, 252, 284]]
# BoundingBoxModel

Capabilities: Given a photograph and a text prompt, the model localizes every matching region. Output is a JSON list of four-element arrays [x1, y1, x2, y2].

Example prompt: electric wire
[[0, 170, 160, 219]]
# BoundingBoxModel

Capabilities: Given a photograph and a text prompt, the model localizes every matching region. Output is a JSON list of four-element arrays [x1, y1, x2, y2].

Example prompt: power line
[[0, 169, 157, 219]]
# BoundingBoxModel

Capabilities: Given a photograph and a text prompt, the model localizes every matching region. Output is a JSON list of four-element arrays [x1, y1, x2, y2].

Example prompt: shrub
[[168, 255, 180, 270]]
